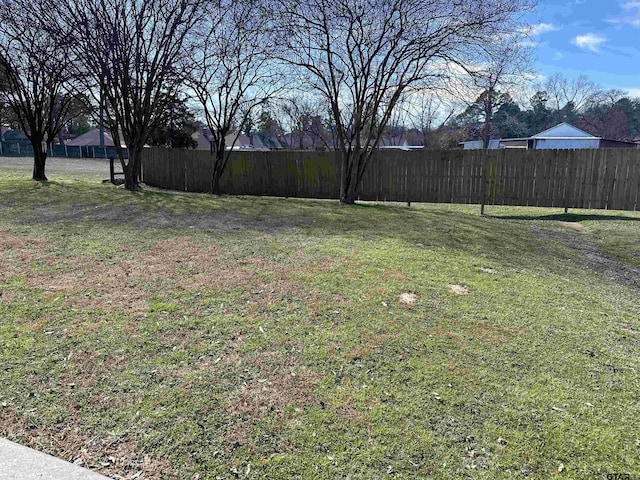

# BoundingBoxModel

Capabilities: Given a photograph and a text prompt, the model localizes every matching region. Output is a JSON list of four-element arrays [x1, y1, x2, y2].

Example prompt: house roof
[[66, 129, 126, 148], [531, 122, 598, 139], [462, 123, 600, 145], [194, 127, 289, 151], [462, 122, 638, 149]]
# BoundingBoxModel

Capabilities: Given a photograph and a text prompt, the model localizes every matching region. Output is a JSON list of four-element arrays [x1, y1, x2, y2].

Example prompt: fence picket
[[140, 147, 640, 212]]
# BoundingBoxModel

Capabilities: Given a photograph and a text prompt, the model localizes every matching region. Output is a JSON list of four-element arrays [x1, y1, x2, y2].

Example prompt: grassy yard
[[0, 167, 639, 479]]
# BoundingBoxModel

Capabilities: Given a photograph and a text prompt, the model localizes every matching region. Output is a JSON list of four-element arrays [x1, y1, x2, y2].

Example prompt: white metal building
[[461, 122, 637, 150]]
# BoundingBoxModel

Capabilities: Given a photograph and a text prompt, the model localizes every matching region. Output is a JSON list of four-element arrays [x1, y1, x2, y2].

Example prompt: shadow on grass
[[489, 213, 640, 222]]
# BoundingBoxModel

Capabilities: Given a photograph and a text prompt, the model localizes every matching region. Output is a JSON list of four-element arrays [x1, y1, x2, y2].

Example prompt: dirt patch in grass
[[0, 231, 51, 281], [0, 231, 46, 250], [615, 322, 639, 335], [19, 203, 308, 233], [25, 237, 304, 314], [467, 320, 528, 344], [219, 346, 321, 451], [398, 292, 418, 306], [429, 319, 526, 346], [533, 227, 640, 290], [67, 350, 131, 389], [344, 331, 398, 362], [560, 221, 586, 232], [449, 284, 469, 295], [0, 409, 174, 480], [225, 349, 320, 418]]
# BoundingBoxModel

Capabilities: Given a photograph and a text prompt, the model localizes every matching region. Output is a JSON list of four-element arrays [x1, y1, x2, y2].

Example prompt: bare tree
[[189, 0, 283, 194], [457, 38, 533, 148], [275, 0, 534, 203], [404, 92, 455, 148], [279, 95, 332, 149], [0, 0, 80, 180], [383, 98, 410, 146], [44, 0, 205, 189], [542, 73, 605, 114]]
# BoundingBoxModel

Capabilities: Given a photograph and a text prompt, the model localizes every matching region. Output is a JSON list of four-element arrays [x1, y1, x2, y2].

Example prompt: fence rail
[[0, 141, 127, 159], [141, 148, 640, 211]]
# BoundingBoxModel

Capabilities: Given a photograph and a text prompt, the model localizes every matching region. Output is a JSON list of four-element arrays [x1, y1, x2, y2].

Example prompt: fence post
[[562, 149, 569, 214], [110, 157, 115, 184], [480, 150, 488, 215], [405, 159, 410, 207]]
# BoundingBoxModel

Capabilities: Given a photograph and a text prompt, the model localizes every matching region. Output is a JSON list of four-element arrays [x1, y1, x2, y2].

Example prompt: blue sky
[[529, 0, 640, 97]]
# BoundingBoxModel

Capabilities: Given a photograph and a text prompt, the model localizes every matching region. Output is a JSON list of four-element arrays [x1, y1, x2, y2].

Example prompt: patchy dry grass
[[1, 169, 640, 479]]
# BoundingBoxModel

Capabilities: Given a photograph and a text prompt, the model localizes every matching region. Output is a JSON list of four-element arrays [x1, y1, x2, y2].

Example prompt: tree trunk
[[482, 90, 493, 150], [339, 150, 355, 204], [211, 138, 226, 195], [353, 150, 372, 199], [482, 116, 492, 149], [122, 147, 142, 190], [123, 161, 136, 190], [211, 151, 223, 194], [31, 140, 48, 181]]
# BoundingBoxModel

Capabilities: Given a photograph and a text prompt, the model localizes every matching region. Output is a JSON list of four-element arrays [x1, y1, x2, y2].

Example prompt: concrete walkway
[[0, 439, 112, 480]]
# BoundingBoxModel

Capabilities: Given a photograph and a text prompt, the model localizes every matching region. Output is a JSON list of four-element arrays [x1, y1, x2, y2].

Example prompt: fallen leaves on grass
[[0, 409, 174, 480]]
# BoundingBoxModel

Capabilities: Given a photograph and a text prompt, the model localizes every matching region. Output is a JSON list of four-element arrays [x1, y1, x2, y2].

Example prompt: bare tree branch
[[273, 0, 535, 202], [42, 0, 206, 189], [187, 0, 285, 194]]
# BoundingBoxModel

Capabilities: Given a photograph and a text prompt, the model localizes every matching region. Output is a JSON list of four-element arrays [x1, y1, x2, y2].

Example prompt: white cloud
[[522, 23, 558, 36], [571, 33, 607, 53], [624, 87, 640, 98], [519, 39, 540, 48], [552, 52, 565, 61], [608, 2, 640, 27]]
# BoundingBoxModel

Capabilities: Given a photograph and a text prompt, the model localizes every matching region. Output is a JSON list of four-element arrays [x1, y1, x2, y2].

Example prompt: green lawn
[[1, 169, 639, 479]]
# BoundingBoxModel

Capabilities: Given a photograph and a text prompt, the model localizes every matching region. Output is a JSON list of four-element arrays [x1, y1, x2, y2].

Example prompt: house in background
[[193, 126, 288, 152], [65, 128, 127, 148], [459, 139, 502, 149], [461, 122, 638, 150]]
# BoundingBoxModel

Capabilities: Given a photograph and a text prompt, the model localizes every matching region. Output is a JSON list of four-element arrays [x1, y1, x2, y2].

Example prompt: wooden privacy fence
[[141, 147, 640, 211]]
